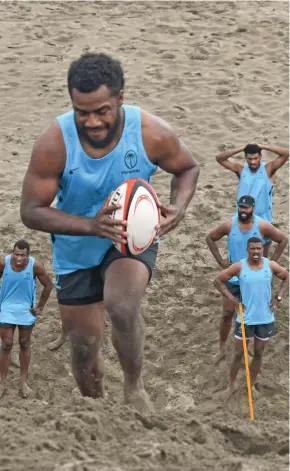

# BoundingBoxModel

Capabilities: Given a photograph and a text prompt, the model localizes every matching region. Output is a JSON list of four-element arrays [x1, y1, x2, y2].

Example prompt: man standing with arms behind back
[[20, 52, 200, 412]]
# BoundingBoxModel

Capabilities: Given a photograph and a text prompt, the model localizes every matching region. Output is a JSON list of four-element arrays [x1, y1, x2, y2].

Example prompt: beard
[[75, 108, 122, 150], [238, 210, 253, 222]]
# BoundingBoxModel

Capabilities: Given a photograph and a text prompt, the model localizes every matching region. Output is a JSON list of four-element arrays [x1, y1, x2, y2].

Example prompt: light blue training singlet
[[0, 256, 36, 326], [53, 105, 158, 275], [237, 162, 274, 223], [227, 215, 262, 285], [237, 257, 274, 325]]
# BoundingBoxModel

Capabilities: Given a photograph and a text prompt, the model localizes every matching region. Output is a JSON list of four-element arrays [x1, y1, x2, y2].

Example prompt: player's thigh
[[0, 325, 15, 343], [253, 335, 267, 360], [103, 259, 149, 313], [222, 296, 238, 317], [234, 336, 250, 357], [56, 266, 105, 339], [18, 325, 34, 343], [59, 302, 105, 340], [102, 244, 157, 309], [253, 323, 274, 354], [234, 322, 254, 344], [222, 282, 240, 316]]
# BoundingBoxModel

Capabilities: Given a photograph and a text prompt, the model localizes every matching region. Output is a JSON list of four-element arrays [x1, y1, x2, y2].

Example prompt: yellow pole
[[239, 303, 254, 421]]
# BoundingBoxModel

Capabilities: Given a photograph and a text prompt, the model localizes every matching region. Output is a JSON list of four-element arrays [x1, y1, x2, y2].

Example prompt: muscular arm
[[142, 111, 200, 213], [269, 261, 289, 298], [214, 262, 242, 303], [205, 221, 231, 267], [33, 261, 53, 311], [260, 221, 288, 262], [215, 146, 244, 176], [20, 122, 100, 236], [262, 144, 289, 177]]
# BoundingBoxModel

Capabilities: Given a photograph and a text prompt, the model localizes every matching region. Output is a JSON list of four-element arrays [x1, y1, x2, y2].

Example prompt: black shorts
[[225, 281, 241, 298], [56, 244, 158, 306], [0, 323, 35, 330], [235, 321, 275, 341]]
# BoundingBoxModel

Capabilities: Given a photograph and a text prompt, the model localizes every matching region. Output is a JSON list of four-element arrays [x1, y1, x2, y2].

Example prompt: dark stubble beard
[[75, 108, 122, 150]]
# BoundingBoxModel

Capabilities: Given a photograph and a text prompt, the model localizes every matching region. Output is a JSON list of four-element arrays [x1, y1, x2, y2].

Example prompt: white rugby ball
[[108, 178, 160, 255]]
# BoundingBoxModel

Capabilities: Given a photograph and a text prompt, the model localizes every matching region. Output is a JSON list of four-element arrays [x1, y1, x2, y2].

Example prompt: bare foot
[[48, 334, 67, 351], [20, 381, 32, 398], [212, 349, 226, 365], [221, 383, 238, 401], [92, 377, 105, 398], [125, 388, 154, 414], [251, 385, 260, 400], [0, 380, 7, 398], [124, 379, 154, 414]]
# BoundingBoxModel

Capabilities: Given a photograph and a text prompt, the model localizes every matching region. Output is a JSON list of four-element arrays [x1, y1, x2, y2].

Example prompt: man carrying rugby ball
[[20, 52, 199, 412]]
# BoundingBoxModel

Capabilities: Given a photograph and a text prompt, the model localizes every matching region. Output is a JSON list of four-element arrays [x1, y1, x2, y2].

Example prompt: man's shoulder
[[257, 216, 271, 230], [32, 119, 66, 167], [32, 259, 45, 274], [140, 108, 175, 151], [32, 259, 42, 268], [141, 108, 172, 132], [224, 219, 233, 232]]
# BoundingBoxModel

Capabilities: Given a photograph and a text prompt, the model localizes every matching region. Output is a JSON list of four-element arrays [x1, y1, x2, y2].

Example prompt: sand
[[0, 1, 289, 470]]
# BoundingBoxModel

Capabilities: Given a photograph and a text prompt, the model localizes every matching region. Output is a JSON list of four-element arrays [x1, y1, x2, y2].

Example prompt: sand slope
[[0, 2, 288, 470]]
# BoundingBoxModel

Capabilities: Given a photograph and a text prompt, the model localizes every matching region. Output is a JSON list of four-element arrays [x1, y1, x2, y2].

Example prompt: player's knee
[[223, 308, 235, 319], [70, 336, 94, 363], [19, 338, 30, 351], [105, 297, 138, 332], [234, 349, 243, 362], [1, 339, 13, 352], [253, 347, 264, 360]]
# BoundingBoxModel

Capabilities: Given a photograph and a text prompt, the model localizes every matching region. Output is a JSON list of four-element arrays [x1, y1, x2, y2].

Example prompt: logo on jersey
[[124, 150, 137, 169]]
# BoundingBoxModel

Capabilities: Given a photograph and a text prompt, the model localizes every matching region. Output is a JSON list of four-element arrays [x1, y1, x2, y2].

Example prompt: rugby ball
[[108, 178, 160, 256]]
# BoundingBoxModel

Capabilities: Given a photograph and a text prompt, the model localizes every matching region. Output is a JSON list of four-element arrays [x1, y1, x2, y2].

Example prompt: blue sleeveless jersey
[[53, 105, 158, 274], [237, 162, 273, 223], [0, 256, 36, 326], [237, 257, 274, 325], [228, 215, 262, 285]]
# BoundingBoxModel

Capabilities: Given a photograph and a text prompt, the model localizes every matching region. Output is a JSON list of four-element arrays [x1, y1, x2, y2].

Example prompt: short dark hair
[[13, 239, 30, 253], [68, 53, 125, 97], [247, 237, 262, 247], [244, 144, 262, 155]]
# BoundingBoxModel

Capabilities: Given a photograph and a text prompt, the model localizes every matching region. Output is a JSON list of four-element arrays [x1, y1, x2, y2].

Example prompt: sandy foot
[[124, 388, 154, 414], [251, 385, 260, 400], [124, 378, 154, 413], [20, 381, 32, 398], [221, 383, 238, 401], [212, 349, 226, 365]]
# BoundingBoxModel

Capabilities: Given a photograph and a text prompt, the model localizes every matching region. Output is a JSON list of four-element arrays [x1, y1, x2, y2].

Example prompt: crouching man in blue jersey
[[20, 52, 200, 412], [214, 237, 288, 400], [0, 240, 53, 398]]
